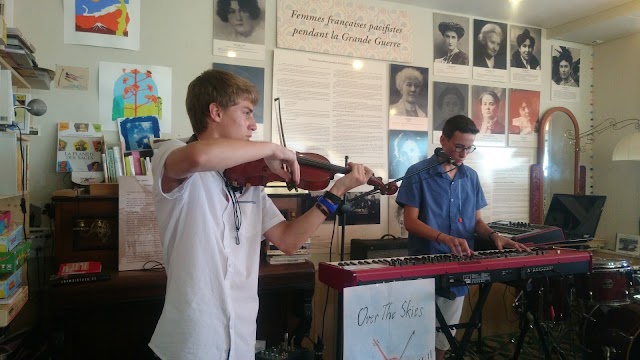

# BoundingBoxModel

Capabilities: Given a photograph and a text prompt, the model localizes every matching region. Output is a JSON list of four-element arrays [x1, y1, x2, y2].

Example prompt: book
[[6, 29, 36, 53], [0, 47, 36, 69], [13, 92, 30, 131], [57, 122, 106, 184], [266, 254, 309, 264], [0, 286, 27, 327], [58, 261, 102, 276], [14, 67, 54, 90], [266, 248, 310, 256], [49, 272, 111, 287]]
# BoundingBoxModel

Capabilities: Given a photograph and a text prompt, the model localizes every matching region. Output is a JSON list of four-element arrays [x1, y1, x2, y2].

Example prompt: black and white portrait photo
[[433, 13, 469, 66], [388, 130, 428, 180], [389, 64, 429, 119], [432, 82, 468, 132], [473, 20, 508, 70], [213, 0, 266, 45], [552, 45, 580, 87], [510, 26, 541, 70]]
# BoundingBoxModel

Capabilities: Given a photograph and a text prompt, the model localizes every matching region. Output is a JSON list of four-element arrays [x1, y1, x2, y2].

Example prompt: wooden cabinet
[[48, 261, 315, 359], [52, 195, 119, 269]]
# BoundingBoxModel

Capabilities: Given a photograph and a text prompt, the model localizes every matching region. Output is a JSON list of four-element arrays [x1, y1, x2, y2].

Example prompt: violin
[[223, 152, 398, 195]]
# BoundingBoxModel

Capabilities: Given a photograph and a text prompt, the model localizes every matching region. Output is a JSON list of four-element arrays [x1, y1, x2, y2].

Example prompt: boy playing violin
[[149, 69, 373, 359]]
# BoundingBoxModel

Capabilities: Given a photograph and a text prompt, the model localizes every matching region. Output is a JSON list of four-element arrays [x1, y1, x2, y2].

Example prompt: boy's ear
[[209, 103, 222, 122]]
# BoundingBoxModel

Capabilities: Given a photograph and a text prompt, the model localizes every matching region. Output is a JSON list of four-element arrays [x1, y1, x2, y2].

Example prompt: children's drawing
[[99, 61, 172, 131], [75, 0, 130, 36], [64, 0, 140, 50], [111, 68, 162, 121]]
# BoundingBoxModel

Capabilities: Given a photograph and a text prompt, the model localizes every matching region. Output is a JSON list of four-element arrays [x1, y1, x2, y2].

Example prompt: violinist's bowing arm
[[161, 139, 299, 193], [264, 163, 372, 255]]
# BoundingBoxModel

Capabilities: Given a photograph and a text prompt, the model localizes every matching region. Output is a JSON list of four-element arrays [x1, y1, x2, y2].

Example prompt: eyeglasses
[[453, 144, 476, 154]]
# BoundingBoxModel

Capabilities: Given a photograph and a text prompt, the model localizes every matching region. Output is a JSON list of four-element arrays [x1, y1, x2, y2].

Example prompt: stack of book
[[266, 238, 311, 264], [0, 219, 28, 327], [0, 27, 53, 89]]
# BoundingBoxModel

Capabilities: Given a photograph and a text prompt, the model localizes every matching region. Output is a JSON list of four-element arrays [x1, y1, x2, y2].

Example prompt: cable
[[320, 216, 337, 344], [142, 260, 165, 271]]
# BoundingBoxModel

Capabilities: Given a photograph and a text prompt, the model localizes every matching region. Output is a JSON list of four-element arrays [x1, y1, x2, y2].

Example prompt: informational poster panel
[[344, 278, 435, 360], [464, 147, 536, 222], [272, 49, 387, 180], [277, 0, 413, 63]]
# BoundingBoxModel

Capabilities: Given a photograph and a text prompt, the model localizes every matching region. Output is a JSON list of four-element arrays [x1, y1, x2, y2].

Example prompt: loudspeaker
[[350, 236, 408, 260]]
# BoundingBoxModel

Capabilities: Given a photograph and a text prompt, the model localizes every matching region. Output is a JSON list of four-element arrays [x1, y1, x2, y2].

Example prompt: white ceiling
[[384, 0, 640, 45]]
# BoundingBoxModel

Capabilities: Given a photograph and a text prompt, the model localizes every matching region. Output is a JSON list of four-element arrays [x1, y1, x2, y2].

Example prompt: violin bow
[[273, 98, 287, 148], [273, 98, 297, 190]]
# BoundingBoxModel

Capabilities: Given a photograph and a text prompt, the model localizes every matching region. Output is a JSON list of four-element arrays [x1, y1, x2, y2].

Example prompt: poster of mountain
[[63, 0, 140, 50]]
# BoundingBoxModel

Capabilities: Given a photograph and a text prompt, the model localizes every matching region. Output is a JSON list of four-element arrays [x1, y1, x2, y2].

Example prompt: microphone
[[435, 147, 456, 165], [14, 98, 47, 116]]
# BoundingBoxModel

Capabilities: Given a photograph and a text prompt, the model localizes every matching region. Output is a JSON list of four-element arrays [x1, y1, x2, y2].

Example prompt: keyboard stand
[[435, 283, 493, 360], [512, 280, 565, 360]]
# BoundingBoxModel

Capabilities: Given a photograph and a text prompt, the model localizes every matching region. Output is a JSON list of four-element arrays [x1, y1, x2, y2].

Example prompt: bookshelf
[[0, 37, 32, 331], [0, 56, 30, 89], [0, 36, 31, 235]]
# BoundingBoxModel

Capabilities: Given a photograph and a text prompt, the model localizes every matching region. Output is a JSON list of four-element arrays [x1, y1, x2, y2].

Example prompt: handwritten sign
[[344, 278, 435, 360], [277, 0, 413, 62]]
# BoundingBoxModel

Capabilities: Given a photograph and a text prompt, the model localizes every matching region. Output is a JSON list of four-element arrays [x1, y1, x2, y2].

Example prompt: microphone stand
[[336, 155, 348, 360], [334, 154, 454, 360], [339, 156, 457, 214]]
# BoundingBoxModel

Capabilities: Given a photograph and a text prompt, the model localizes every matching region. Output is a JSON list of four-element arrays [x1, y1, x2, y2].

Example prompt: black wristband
[[323, 191, 342, 204], [315, 202, 330, 217]]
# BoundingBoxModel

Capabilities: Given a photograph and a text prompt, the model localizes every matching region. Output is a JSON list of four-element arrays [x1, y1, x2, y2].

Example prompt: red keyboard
[[319, 248, 592, 291]]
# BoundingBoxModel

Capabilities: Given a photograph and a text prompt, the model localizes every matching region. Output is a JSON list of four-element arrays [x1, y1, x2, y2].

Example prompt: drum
[[578, 259, 632, 305], [632, 266, 640, 298], [583, 303, 640, 360]]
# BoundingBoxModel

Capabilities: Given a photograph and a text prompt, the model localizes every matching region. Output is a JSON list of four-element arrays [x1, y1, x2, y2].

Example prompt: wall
[[13, 0, 596, 357], [592, 33, 640, 245], [15, 0, 593, 222]]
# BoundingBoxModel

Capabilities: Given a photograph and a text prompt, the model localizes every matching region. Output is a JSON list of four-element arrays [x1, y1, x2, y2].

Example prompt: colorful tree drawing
[[111, 67, 163, 121]]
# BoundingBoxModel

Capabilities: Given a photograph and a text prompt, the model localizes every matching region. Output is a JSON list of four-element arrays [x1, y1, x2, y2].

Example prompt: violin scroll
[[367, 176, 398, 196]]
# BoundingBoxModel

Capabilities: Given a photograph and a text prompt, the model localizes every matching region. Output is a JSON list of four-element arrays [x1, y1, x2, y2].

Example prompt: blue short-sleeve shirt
[[396, 154, 487, 296]]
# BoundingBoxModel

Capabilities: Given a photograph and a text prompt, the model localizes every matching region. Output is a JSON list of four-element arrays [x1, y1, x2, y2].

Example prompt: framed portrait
[[388, 64, 429, 119], [615, 233, 640, 256]]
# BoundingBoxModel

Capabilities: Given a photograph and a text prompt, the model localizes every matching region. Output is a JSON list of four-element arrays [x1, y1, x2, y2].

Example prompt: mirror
[[530, 107, 584, 224]]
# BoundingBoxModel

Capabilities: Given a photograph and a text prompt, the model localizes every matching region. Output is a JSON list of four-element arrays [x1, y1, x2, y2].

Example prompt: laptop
[[543, 194, 607, 241]]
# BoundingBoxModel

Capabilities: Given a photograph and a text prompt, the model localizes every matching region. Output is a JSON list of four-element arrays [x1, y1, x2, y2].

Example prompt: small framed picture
[[615, 233, 640, 255]]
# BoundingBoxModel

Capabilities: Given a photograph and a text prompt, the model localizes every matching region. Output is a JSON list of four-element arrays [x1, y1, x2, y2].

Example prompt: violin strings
[[297, 155, 348, 172]]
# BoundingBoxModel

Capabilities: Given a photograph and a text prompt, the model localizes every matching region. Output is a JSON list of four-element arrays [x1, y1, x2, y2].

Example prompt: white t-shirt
[[149, 140, 284, 360]]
